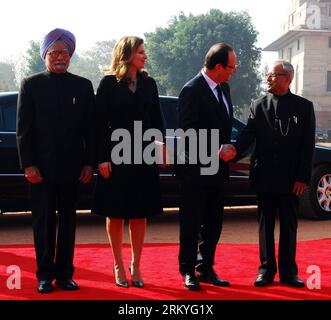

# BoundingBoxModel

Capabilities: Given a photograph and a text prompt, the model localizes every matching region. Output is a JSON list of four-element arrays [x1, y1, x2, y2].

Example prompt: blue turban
[[40, 28, 76, 60]]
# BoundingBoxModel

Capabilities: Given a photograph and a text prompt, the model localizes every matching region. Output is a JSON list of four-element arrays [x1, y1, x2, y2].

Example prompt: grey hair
[[274, 60, 294, 80]]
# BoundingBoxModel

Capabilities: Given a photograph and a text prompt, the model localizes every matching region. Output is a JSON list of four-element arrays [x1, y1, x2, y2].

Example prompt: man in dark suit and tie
[[221, 60, 315, 287], [16, 28, 95, 293], [177, 43, 237, 290]]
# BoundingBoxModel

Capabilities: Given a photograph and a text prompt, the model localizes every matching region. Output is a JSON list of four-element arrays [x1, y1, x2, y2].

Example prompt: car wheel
[[299, 165, 331, 220]]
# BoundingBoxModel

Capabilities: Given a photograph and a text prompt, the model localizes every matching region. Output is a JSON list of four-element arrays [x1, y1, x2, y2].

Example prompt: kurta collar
[[46, 70, 69, 78], [271, 90, 291, 101]]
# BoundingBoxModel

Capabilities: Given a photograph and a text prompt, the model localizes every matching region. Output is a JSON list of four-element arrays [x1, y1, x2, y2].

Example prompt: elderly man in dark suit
[[177, 43, 237, 290], [16, 28, 95, 293], [221, 60, 315, 287]]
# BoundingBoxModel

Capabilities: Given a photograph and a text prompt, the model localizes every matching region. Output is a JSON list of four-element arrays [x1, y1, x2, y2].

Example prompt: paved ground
[[0, 206, 330, 244]]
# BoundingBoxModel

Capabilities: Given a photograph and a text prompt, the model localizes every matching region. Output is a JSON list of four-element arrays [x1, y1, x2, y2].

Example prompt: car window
[[0, 103, 16, 132], [231, 126, 239, 140], [232, 118, 245, 141], [160, 99, 179, 130]]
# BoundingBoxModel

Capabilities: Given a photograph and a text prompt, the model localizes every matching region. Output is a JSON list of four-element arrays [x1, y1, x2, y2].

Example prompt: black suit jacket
[[16, 71, 95, 184], [234, 91, 315, 193], [177, 72, 233, 186]]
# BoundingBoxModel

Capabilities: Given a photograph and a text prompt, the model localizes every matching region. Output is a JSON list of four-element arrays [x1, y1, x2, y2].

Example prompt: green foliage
[[24, 41, 45, 76], [20, 39, 115, 91], [145, 9, 262, 114], [0, 61, 18, 92], [17, 9, 262, 113], [69, 40, 116, 91]]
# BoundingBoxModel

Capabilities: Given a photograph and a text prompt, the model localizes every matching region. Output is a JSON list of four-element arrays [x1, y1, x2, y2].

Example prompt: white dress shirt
[[201, 69, 230, 116], [201, 69, 231, 153]]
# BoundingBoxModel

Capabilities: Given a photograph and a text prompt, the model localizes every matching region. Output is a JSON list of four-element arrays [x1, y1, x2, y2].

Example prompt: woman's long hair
[[106, 36, 148, 82]]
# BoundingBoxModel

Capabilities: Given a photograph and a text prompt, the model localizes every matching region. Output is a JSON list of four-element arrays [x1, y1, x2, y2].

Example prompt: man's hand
[[79, 165, 94, 184], [293, 181, 307, 196], [98, 162, 112, 179], [24, 166, 43, 184], [219, 144, 237, 162]]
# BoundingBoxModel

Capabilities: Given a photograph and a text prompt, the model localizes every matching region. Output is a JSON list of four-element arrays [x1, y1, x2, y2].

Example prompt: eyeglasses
[[266, 72, 288, 78], [226, 64, 238, 70], [47, 49, 70, 58]]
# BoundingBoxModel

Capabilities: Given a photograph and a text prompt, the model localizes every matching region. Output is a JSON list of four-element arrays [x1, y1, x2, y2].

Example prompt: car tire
[[299, 165, 331, 220]]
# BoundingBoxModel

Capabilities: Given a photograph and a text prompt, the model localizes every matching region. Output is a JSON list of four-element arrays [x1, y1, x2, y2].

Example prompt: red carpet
[[0, 240, 330, 300]]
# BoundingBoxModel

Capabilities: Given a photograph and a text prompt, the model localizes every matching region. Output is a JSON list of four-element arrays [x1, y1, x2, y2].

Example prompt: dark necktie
[[216, 85, 229, 117]]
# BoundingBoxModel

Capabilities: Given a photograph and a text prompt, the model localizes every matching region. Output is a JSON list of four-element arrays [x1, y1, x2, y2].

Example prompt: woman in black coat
[[92, 36, 164, 288]]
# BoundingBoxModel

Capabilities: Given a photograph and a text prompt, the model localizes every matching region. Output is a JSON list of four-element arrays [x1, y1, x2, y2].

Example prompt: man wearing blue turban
[[40, 28, 76, 60], [16, 28, 95, 294]]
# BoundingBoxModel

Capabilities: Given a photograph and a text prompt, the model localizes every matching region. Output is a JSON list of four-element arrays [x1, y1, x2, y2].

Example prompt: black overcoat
[[92, 74, 164, 218], [177, 72, 233, 186], [235, 91, 316, 193], [16, 71, 95, 183]]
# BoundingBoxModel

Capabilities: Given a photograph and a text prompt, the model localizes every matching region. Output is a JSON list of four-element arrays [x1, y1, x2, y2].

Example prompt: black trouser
[[30, 182, 79, 282], [257, 193, 298, 280], [179, 178, 224, 275]]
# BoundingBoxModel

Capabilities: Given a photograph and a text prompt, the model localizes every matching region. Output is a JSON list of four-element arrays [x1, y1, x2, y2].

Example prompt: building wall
[[277, 36, 305, 95], [280, 0, 331, 37], [302, 34, 331, 97], [302, 34, 331, 126], [315, 111, 331, 128], [266, 0, 331, 130], [320, 1, 331, 29], [276, 32, 331, 128], [281, 0, 307, 34]]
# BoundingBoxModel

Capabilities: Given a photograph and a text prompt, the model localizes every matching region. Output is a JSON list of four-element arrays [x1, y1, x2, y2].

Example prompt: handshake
[[218, 144, 237, 162]]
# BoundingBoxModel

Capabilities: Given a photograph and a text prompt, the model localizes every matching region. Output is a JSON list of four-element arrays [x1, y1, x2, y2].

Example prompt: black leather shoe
[[280, 276, 305, 288], [129, 264, 144, 288], [132, 280, 144, 288], [183, 273, 200, 291], [115, 280, 129, 288], [197, 269, 230, 287], [254, 274, 274, 287], [37, 280, 53, 294], [55, 278, 79, 290], [113, 267, 129, 288]]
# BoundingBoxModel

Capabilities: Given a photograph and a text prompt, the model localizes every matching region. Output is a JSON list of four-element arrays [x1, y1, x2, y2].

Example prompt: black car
[[1, 91, 331, 220]]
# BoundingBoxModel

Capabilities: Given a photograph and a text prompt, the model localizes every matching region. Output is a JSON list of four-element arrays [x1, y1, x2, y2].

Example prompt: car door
[[159, 96, 180, 207], [225, 118, 256, 205], [0, 94, 20, 173], [0, 93, 29, 212]]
